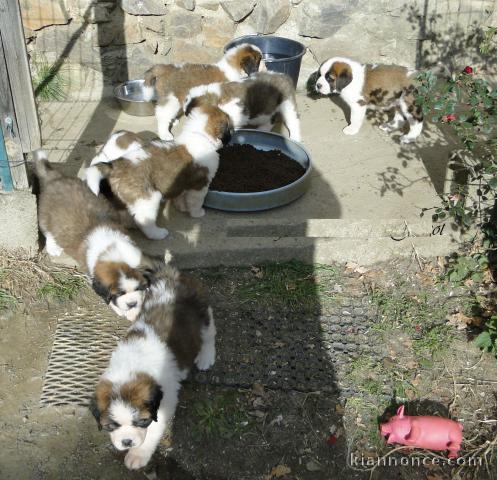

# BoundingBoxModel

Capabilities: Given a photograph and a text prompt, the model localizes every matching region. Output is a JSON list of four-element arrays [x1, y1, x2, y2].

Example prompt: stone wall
[[21, 0, 497, 99]]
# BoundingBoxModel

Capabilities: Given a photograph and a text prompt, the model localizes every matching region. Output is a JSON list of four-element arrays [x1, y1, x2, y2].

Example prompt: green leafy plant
[[192, 393, 250, 439], [31, 55, 67, 101], [237, 260, 338, 308], [445, 253, 489, 284], [475, 315, 497, 356], [38, 273, 86, 301]]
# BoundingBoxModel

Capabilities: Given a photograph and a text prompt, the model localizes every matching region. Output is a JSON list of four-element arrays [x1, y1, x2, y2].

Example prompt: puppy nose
[[316, 81, 322, 89], [122, 439, 133, 448], [127, 301, 137, 309]]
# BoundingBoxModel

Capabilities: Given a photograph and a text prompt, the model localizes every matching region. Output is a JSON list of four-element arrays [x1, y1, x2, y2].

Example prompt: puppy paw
[[400, 135, 415, 144], [343, 125, 360, 136], [195, 345, 216, 371], [124, 448, 152, 470], [46, 244, 63, 257], [379, 123, 395, 133], [189, 208, 205, 218], [142, 226, 169, 240]]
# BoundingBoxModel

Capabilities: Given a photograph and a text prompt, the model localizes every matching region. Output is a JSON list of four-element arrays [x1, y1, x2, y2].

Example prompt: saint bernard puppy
[[142, 43, 265, 141], [315, 57, 423, 143], [85, 102, 233, 239], [34, 150, 156, 321], [184, 71, 301, 141], [91, 263, 216, 470]]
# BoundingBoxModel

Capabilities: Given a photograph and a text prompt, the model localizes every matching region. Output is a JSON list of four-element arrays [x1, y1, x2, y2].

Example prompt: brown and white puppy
[[315, 57, 423, 143], [184, 71, 301, 141], [91, 264, 216, 470], [85, 103, 233, 239], [142, 43, 264, 141], [34, 150, 156, 320]]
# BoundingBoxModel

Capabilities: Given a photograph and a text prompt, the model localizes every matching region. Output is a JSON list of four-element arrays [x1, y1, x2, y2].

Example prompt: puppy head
[[225, 43, 265, 77], [91, 373, 163, 451], [184, 96, 234, 147], [92, 262, 156, 321], [315, 59, 353, 95]]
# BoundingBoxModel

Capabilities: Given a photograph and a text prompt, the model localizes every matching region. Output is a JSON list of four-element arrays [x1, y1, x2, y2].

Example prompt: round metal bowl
[[114, 79, 155, 116], [204, 129, 312, 212]]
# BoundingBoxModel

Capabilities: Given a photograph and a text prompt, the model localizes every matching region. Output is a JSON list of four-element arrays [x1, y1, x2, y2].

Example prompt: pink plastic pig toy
[[380, 405, 463, 458]]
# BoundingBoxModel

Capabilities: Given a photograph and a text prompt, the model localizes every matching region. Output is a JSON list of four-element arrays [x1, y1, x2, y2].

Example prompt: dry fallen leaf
[[252, 383, 265, 396], [446, 311, 473, 330], [345, 261, 368, 274], [265, 464, 291, 479], [335, 404, 345, 414], [251, 266, 264, 279]]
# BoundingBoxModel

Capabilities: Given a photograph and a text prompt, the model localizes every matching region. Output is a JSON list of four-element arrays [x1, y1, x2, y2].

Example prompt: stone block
[[120, 0, 169, 15], [176, 0, 195, 11], [298, 0, 358, 38], [220, 0, 256, 22], [249, 0, 290, 34], [20, 0, 70, 31]]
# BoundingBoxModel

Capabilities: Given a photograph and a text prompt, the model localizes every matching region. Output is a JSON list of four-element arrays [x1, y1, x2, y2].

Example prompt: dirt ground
[[1, 251, 497, 480]]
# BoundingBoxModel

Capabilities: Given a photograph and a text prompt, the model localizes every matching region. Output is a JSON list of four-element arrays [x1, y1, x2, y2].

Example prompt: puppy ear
[[241, 55, 259, 76], [92, 379, 113, 430], [146, 383, 163, 422], [88, 396, 102, 430], [140, 256, 165, 285], [92, 278, 112, 303], [221, 119, 233, 145], [184, 96, 200, 117], [336, 69, 352, 92]]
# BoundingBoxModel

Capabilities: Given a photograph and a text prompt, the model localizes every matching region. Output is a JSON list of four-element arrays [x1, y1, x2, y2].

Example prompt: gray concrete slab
[[39, 93, 459, 266], [0, 190, 38, 251]]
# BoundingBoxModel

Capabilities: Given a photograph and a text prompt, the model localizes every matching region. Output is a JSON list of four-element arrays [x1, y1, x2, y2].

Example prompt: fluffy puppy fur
[[85, 103, 233, 239], [315, 57, 423, 143], [91, 264, 216, 470], [34, 150, 156, 321], [184, 71, 301, 141], [143, 43, 264, 140]]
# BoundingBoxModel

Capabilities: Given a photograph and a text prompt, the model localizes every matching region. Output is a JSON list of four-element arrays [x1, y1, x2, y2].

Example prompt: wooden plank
[[0, 0, 40, 153], [0, 31, 29, 189]]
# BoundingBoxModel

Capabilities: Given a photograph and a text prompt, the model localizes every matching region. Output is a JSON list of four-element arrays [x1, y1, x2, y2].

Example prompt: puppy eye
[[133, 418, 152, 428], [136, 284, 148, 292], [102, 421, 120, 432], [134, 418, 153, 428]]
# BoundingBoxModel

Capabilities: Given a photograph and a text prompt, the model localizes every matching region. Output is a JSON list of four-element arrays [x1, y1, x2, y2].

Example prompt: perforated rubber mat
[[194, 298, 379, 397], [40, 304, 128, 407], [41, 298, 380, 407]]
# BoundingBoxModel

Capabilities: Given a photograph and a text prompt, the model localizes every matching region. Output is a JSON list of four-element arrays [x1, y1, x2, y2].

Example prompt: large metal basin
[[204, 129, 312, 212], [114, 79, 155, 116]]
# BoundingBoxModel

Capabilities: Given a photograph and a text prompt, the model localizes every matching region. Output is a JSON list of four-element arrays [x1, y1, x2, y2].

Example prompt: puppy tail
[[85, 164, 111, 196], [33, 149, 61, 184]]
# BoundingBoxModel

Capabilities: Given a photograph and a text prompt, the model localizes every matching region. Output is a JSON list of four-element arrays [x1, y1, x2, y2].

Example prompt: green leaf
[[475, 331, 493, 350]]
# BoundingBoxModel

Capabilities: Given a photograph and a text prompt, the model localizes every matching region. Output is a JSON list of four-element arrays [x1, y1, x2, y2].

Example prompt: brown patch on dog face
[[120, 373, 163, 421], [92, 261, 148, 304], [326, 62, 353, 93], [227, 45, 263, 76]]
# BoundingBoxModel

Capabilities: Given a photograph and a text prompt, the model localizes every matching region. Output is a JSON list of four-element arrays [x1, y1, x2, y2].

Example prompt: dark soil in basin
[[210, 144, 306, 193]]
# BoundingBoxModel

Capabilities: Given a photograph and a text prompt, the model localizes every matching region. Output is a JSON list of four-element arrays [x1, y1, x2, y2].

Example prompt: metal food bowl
[[114, 79, 155, 116], [204, 129, 312, 212], [224, 35, 306, 87]]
